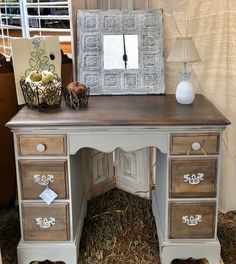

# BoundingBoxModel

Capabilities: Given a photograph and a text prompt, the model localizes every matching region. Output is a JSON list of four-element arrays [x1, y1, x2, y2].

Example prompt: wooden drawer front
[[170, 158, 217, 198], [170, 134, 220, 155], [19, 160, 68, 199], [22, 203, 70, 241], [169, 202, 216, 239], [18, 135, 67, 156]]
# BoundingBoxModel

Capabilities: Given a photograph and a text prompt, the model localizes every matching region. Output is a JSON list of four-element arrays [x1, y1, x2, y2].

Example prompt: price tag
[[39, 188, 58, 205]]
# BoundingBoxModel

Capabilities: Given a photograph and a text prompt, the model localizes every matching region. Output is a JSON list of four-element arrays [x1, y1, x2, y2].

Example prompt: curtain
[[149, 0, 236, 212], [72, 0, 236, 211]]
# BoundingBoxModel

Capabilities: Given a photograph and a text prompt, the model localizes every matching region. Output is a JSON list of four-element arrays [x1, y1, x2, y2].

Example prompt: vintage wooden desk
[[7, 94, 230, 264]]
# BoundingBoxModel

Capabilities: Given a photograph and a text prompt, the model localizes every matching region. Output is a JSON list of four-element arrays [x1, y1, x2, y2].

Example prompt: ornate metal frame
[[77, 9, 165, 95]]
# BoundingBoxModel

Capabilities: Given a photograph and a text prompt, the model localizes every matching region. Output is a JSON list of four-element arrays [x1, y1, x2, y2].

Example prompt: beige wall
[[71, 0, 236, 211]]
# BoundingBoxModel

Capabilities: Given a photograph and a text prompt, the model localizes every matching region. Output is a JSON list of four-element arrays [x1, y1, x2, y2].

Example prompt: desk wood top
[[7, 94, 230, 128]]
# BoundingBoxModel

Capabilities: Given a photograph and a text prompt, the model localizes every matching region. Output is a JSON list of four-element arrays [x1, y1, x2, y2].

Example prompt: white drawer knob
[[36, 143, 46, 153], [191, 142, 201, 151]]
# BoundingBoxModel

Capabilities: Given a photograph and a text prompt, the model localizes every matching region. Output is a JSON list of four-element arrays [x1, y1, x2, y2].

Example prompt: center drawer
[[22, 203, 70, 241], [19, 160, 68, 199], [169, 158, 217, 198], [169, 202, 216, 239]]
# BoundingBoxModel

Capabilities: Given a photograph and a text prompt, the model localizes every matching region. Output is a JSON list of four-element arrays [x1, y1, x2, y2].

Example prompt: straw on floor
[[0, 188, 235, 264]]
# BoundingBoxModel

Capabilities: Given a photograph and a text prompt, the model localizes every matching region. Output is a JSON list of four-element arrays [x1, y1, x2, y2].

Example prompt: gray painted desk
[[7, 94, 230, 264]]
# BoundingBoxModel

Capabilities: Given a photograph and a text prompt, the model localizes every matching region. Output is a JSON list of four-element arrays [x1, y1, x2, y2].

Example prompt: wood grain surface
[[169, 158, 217, 198], [6, 94, 230, 128], [169, 202, 216, 239], [170, 133, 220, 155], [22, 203, 70, 241], [19, 160, 68, 199], [17, 135, 67, 156]]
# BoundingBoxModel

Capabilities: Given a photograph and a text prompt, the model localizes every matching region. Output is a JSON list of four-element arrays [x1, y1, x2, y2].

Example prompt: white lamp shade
[[167, 37, 201, 63]]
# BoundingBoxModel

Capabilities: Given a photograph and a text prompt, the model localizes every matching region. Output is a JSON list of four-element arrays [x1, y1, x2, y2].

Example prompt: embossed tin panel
[[78, 9, 165, 95]]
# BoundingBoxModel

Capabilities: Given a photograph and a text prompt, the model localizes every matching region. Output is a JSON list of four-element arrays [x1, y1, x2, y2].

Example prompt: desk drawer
[[169, 202, 216, 239], [170, 133, 220, 155], [19, 160, 68, 199], [169, 158, 217, 198], [17, 135, 67, 156], [22, 203, 70, 241]]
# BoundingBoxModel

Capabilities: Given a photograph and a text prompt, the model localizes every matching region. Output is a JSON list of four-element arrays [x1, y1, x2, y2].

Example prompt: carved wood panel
[[115, 148, 151, 198], [92, 151, 110, 184], [82, 149, 114, 199], [83, 148, 151, 199]]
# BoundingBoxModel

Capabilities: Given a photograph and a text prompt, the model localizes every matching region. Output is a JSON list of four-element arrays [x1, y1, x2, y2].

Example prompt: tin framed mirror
[[77, 9, 165, 95]]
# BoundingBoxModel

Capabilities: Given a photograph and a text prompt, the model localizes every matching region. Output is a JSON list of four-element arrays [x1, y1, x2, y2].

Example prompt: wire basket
[[63, 86, 90, 109], [20, 78, 62, 111]]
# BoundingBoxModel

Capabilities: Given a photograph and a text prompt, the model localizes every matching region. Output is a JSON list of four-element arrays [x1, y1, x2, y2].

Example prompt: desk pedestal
[[152, 192, 221, 264]]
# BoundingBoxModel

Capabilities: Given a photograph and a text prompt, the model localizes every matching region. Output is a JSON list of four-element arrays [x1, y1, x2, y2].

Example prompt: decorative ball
[[66, 82, 87, 97]]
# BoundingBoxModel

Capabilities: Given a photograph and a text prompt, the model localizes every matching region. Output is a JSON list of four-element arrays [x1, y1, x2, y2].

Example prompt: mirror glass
[[104, 35, 139, 70]]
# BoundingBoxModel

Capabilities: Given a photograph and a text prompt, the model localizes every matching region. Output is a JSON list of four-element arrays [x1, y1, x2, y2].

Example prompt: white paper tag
[[39, 188, 58, 205]]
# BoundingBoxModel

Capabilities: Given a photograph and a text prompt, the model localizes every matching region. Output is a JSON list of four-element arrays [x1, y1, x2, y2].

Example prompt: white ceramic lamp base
[[175, 80, 195, 104]]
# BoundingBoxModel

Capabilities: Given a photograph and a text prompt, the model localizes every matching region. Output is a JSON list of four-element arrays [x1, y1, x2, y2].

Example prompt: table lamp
[[167, 37, 201, 104]]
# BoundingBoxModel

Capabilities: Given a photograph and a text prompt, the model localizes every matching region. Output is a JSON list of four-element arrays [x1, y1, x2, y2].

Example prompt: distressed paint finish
[[115, 148, 151, 198], [6, 94, 229, 264]]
